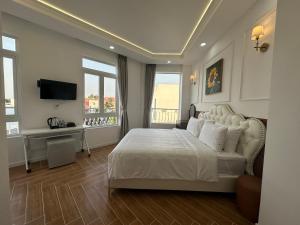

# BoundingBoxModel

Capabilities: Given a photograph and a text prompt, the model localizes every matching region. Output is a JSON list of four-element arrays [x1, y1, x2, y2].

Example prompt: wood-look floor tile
[[170, 194, 213, 225], [67, 171, 106, 188], [118, 191, 155, 225], [9, 145, 253, 225], [42, 184, 62, 224], [41, 166, 82, 188], [11, 183, 27, 201], [184, 194, 234, 225], [55, 184, 80, 224], [200, 196, 253, 225], [151, 194, 193, 225], [67, 217, 84, 225], [15, 165, 75, 186], [89, 218, 105, 225], [10, 183, 27, 220], [69, 185, 98, 224], [10, 199, 27, 220], [170, 222, 181, 225], [25, 216, 44, 225], [109, 219, 124, 225], [26, 183, 43, 223], [130, 220, 143, 225], [83, 184, 118, 225], [95, 183, 136, 225], [151, 221, 163, 225], [46, 217, 64, 225], [10, 182, 15, 196], [133, 192, 173, 225], [11, 215, 25, 225], [77, 158, 93, 169]]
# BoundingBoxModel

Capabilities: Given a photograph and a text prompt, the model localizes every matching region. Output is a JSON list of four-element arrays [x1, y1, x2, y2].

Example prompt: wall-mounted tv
[[37, 79, 77, 100]]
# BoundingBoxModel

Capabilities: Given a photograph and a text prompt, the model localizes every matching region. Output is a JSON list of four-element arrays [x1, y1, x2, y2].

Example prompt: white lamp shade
[[251, 25, 264, 40]]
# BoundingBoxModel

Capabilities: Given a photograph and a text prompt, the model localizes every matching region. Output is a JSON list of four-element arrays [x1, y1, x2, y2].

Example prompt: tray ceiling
[[2, 0, 258, 63], [38, 0, 213, 55]]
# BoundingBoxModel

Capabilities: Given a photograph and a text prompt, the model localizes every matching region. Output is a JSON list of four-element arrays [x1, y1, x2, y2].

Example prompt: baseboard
[[83, 141, 118, 150], [9, 141, 118, 168], [9, 156, 46, 168]]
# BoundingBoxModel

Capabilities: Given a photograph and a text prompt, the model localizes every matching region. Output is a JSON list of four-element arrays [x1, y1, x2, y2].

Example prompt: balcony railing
[[83, 116, 118, 127], [151, 108, 179, 124]]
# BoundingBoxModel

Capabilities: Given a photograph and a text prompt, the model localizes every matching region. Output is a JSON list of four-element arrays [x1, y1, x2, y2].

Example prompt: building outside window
[[151, 73, 181, 124], [1, 35, 19, 136], [82, 57, 119, 127]]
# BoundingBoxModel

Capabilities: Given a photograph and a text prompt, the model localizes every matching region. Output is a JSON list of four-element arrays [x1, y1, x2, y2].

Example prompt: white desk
[[22, 126, 90, 173]]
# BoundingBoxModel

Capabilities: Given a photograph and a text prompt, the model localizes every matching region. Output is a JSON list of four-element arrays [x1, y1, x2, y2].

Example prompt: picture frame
[[205, 58, 224, 95]]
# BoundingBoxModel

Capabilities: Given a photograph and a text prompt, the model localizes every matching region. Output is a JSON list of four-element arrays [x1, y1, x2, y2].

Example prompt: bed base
[[108, 175, 238, 196]]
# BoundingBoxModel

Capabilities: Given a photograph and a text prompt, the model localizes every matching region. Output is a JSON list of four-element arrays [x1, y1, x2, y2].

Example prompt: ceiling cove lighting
[[36, 0, 215, 56], [109, 45, 115, 50], [200, 42, 207, 47]]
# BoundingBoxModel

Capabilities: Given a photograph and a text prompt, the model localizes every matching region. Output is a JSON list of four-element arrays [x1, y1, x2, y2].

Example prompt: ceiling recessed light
[[109, 45, 115, 49], [167, 60, 171, 64], [200, 42, 207, 47]]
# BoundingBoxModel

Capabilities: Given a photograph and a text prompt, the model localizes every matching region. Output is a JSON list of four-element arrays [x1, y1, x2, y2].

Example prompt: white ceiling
[[47, 0, 211, 53], [1, 0, 257, 64]]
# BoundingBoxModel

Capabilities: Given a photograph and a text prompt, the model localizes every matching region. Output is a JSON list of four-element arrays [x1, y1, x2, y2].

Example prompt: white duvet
[[108, 128, 218, 182]]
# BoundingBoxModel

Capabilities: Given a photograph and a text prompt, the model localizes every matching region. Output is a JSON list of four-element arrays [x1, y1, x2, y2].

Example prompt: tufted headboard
[[199, 104, 266, 175]]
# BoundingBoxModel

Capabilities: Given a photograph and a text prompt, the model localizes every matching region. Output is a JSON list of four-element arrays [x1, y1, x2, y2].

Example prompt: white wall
[[2, 14, 145, 166], [0, 11, 12, 225], [259, 0, 300, 224], [190, 0, 277, 118]]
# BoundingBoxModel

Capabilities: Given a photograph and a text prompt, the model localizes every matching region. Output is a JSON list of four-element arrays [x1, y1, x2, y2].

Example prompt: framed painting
[[205, 58, 223, 95]]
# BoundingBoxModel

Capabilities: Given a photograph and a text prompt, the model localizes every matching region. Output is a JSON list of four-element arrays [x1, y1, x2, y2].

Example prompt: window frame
[[1, 34, 20, 136], [151, 72, 182, 124], [82, 57, 119, 126]]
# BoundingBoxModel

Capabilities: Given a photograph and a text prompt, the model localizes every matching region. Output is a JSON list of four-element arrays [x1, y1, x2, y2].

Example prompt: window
[[82, 58, 117, 74], [2, 36, 16, 52], [104, 77, 116, 113], [151, 73, 181, 124], [83, 58, 118, 127], [84, 74, 99, 114], [1, 35, 19, 136]]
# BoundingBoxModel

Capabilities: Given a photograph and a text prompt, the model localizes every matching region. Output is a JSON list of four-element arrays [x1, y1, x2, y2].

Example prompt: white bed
[[108, 104, 266, 193]]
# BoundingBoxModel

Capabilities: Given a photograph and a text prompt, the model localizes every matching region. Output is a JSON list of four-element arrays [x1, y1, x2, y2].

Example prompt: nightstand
[[176, 120, 188, 129], [236, 175, 262, 223]]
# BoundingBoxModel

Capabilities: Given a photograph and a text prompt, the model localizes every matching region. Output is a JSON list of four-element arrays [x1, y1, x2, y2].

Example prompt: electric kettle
[[47, 117, 60, 129]]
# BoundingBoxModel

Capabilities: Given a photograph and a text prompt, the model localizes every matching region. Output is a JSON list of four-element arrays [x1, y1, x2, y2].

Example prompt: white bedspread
[[108, 128, 218, 182]]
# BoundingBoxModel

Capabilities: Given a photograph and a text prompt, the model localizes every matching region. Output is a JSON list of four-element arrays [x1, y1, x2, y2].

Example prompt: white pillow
[[198, 119, 214, 136], [224, 127, 242, 153], [186, 117, 203, 137], [199, 122, 228, 151]]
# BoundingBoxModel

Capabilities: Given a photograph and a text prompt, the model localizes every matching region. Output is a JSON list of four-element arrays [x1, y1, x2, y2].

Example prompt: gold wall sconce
[[251, 25, 269, 52], [190, 74, 196, 85]]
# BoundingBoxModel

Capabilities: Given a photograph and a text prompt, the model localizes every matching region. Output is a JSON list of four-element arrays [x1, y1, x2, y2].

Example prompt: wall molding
[[201, 41, 235, 103], [239, 9, 276, 102]]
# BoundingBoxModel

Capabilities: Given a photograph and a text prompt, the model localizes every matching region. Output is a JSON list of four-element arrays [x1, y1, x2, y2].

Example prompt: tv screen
[[38, 79, 77, 100]]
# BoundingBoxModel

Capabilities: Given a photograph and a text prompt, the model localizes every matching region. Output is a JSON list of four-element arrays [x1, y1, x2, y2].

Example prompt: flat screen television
[[38, 79, 77, 100]]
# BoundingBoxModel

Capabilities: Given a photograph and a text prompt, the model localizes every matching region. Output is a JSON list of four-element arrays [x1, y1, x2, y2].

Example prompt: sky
[[155, 73, 181, 85], [3, 57, 14, 99], [83, 58, 117, 98], [82, 58, 116, 74], [2, 36, 16, 100], [85, 74, 116, 97]]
